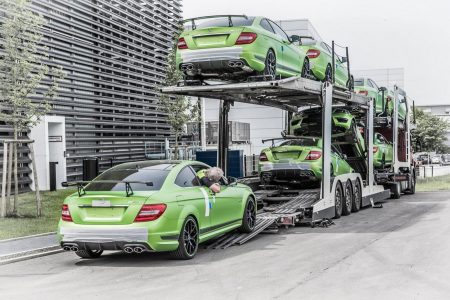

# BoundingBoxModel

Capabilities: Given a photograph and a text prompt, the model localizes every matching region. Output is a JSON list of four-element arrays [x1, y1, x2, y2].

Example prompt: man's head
[[205, 167, 224, 183]]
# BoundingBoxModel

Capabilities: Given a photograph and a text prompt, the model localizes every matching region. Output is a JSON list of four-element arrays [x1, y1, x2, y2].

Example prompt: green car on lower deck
[[57, 160, 256, 260], [176, 15, 309, 81], [299, 38, 353, 90], [259, 137, 354, 185], [373, 132, 393, 169]]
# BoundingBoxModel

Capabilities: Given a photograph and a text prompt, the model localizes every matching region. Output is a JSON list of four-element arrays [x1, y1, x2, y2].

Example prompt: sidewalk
[[0, 233, 60, 264]]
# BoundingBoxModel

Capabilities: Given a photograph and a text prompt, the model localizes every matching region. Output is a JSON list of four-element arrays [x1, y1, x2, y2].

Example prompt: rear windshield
[[187, 17, 255, 30], [278, 139, 319, 147], [85, 168, 169, 192], [354, 79, 365, 86]]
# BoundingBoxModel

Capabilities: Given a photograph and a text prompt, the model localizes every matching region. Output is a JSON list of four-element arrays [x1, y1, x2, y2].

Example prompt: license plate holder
[[92, 200, 111, 207]]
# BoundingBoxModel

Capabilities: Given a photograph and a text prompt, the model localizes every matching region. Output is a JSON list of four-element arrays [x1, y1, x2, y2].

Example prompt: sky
[[182, 0, 450, 105]]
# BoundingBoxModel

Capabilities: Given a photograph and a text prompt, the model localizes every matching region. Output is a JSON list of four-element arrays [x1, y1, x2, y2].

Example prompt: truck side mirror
[[341, 57, 348, 63], [379, 87, 387, 92], [289, 35, 300, 43]]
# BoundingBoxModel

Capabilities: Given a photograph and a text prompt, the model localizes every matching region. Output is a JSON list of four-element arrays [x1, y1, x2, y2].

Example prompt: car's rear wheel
[[263, 49, 276, 78], [75, 248, 103, 259], [334, 182, 343, 219], [240, 197, 256, 233], [324, 64, 332, 82], [351, 179, 362, 212], [301, 58, 310, 78], [342, 180, 353, 216], [171, 216, 199, 260]]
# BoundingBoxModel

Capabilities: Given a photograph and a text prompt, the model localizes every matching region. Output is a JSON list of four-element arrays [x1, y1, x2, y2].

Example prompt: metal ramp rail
[[205, 190, 320, 249]]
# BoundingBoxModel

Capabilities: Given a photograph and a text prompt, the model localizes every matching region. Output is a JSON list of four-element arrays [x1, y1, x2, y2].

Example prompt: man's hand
[[210, 183, 221, 193]]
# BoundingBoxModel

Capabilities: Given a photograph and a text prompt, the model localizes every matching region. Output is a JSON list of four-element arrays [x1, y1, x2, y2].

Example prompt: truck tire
[[334, 182, 343, 219], [342, 180, 353, 216], [351, 179, 362, 212], [391, 182, 401, 199]]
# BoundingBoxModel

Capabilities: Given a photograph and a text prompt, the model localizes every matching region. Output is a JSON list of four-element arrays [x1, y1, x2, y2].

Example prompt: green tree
[[159, 29, 199, 159], [0, 0, 64, 216], [412, 108, 450, 153]]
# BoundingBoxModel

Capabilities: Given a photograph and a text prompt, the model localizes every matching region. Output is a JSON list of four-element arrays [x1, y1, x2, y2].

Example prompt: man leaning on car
[[196, 167, 224, 193]]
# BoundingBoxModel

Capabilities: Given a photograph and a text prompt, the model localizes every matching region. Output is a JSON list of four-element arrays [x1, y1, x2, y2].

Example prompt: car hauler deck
[[161, 76, 395, 246]]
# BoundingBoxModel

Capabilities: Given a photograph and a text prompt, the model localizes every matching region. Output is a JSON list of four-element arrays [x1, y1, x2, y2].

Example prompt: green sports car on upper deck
[[57, 161, 256, 260], [176, 15, 310, 81], [299, 38, 353, 90]]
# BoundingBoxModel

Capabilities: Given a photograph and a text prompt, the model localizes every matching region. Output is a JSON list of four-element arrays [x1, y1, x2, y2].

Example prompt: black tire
[[342, 180, 353, 216], [75, 248, 103, 259], [351, 179, 362, 212], [324, 64, 332, 82], [240, 197, 256, 233], [263, 49, 277, 78], [334, 182, 343, 219], [405, 172, 416, 195], [391, 182, 401, 199], [301, 58, 310, 78], [171, 216, 199, 260]]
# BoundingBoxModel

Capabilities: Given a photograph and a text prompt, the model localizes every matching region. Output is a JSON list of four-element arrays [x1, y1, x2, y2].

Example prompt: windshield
[[277, 138, 319, 147], [354, 79, 365, 86], [85, 168, 170, 192], [186, 17, 255, 30]]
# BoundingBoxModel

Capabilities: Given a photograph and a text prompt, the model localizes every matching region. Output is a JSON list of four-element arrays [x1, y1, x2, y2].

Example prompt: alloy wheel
[[246, 200, 256, 230], [183, 219, 198, 256], [265, 51, 276, 78]]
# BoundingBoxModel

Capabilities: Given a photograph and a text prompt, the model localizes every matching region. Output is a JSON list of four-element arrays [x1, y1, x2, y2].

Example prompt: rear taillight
[[306, 49, 321, 59], [177, 37, 188, 49], [358, 90, 369, 96], [61, 204, 72, 222], [305, 150, 322, 160], [259, 153, 268, 162], [235, 32, 258, 45], [373, 146, 379, 153], [134, 204, 167, 222]]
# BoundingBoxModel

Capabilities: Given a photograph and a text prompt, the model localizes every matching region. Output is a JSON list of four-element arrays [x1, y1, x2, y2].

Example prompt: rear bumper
[[58, 222, 180, 252], [260, 162, 319, 182]]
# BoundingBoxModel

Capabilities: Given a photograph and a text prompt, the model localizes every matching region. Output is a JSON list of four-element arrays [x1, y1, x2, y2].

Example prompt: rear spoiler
[[62, 180, 153, 197], [183, 15, 248, 30]]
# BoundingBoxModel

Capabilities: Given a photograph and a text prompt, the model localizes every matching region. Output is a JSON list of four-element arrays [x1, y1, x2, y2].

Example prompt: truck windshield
[[187, 17, 255, 30], [85, 169, 169, 192]]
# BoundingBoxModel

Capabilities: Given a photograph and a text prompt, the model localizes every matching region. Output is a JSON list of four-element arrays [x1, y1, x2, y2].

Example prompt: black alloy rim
[[183, 219, 198, 256], [246, 200, 256, 229], [265, 51, 276, 77]]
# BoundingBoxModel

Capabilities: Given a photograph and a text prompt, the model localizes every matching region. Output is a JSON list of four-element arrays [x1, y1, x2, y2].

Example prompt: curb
[[0, 232, 56, 244], [0, 246, 62, 266]]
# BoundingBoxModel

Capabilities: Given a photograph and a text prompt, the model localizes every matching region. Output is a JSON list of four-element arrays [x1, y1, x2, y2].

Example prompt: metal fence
[[418, 165, 450, 178]]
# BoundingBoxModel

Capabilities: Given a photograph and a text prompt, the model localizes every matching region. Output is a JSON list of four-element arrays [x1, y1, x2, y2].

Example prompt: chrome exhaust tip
[[133, 247, 144, 254], [187, 65, 194, 71], [63, 246, 71, 251], [235, 61, 244, 67], [228, 62, 236, 68], [124, 247, 134, 254], [71, 246, 79, 252]]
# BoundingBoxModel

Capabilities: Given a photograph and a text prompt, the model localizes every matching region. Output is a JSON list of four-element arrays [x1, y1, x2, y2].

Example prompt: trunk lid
[[69, 191, 157, 225], [184, 27, 246, 49], [271, 146, 305, 160]]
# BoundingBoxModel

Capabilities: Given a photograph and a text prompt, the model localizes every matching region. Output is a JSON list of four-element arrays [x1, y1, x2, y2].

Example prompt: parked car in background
[[298, 38, 353, 90], [259, 137, 354, 185], [431, 155, 443, 165], [176, 15, 310, 82], [58, 161, 256, 260]]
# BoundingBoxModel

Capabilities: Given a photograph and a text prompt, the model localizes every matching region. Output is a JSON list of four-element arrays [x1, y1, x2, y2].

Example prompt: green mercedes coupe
[[259, 137, 354, 185], [299, 38, 353, 90], [58, 161, 256, 260], [176, 15, 310, 81], [373, 132, 393, 169]]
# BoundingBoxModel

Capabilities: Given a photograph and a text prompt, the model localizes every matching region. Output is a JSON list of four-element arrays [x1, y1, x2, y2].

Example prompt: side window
[[260, 19, 275, 33], [175, 167, 199, 187], [268, 20, 289, 41]]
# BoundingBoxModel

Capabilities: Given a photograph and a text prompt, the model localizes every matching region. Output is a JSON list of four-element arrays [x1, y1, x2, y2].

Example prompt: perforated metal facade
[[0, 0, 182, 188]]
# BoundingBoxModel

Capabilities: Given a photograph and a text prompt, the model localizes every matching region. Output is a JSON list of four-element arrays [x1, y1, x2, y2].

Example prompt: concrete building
[[0, 0, 181, 191], [415, 104, 450, 147], [203, 19, 321, 156]]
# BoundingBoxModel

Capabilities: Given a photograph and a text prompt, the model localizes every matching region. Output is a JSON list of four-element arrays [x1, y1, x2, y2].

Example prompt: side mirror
[[289, 35, 300, 43], [227, 176, 238, 185], [341, 57, 348, 63], [281, 130, 287, 138]]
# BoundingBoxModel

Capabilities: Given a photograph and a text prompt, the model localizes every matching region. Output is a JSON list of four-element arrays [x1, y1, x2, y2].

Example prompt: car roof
[[111, 160, 210, 171]]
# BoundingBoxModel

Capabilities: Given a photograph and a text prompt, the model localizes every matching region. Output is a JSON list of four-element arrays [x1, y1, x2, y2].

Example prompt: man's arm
[[199, 177, 221, 193]]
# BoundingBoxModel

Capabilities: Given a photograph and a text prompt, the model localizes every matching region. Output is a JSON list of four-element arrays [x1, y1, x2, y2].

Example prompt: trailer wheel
[[342, 180, 353, 216], [351, 179, 362, 212], [333, 182, 343, 219], [391, 182, 401, 199]]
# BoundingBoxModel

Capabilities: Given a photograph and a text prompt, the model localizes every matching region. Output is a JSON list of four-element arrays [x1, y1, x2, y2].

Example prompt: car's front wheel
[[240, 197, 256, 233], [75, 248, 103, 259], [171, 216, 199, 260]]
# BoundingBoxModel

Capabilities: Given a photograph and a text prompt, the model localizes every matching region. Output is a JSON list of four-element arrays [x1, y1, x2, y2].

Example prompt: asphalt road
[[1, 191, 450, 300]]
